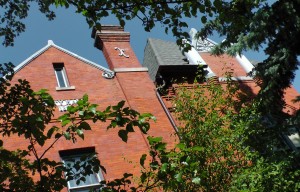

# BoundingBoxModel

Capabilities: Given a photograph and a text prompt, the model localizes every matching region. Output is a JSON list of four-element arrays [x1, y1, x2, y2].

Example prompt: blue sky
[[1, 5, 299, 92]]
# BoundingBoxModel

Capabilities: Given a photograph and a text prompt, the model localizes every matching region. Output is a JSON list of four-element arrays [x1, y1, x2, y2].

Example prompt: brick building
[[3, 25, 300, 191], [5, 25, 176, 191]]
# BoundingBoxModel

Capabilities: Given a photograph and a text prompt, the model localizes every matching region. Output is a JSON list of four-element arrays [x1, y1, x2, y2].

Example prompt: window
[[53, 63, 75, 90], [61, 149, 103, 192], [54, 63, 69, 87]]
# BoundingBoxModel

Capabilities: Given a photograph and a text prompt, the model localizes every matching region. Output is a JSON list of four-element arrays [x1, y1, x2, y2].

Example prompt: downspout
[[155, 91, 180, 136]]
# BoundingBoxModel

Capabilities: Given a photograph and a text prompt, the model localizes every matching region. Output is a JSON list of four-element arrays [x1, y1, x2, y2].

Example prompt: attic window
[[53, 63, 75, 91]]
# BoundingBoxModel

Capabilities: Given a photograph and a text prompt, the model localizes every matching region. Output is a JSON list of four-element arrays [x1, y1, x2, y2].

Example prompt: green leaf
[[123, 173, 133, 178], [140, 154, 147, 168], [118, 130, 128, 142], [58, 114, 69, 121], [175, 172, 183, 182], [118, 100, 125, 108], [126, 123, 134, 132], [82, 94, 88, 102], [78, 121, 91, 130], [55, 133, 62, 139], [36, 116, 43, 122], [155, 143, 166, 151], [63, 132, 71, 140], [76, 129, 84, 140], [192, 177, 201, 184], [147, 136, 162, 144], [120, 19, 125, 27], [192, 146, 204, 152], [42, 166, 48, 172], [140, 123, 150, 133], [201, 16, 207, 24], [47, 126, 58, 138], [81, 10, 88, 16], [140, 172, 147, 183], [163, 19, 170, 24], [161, 163, 168, 172], [176, 143, 186, 150], [62, 119, 71, 126], [88, 104, 97, 114], [79, 111, 84, 116], [112, 101, 125, 110]]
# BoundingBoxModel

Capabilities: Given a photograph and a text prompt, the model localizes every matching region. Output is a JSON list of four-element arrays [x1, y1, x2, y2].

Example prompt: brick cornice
[[93, 25, 131, 50], [94, 32, 130, 50]]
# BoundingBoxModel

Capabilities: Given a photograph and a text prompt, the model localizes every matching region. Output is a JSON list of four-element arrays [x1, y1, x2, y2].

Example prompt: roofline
[[205, 38, 218, 45], [13, 40, 114, 77]]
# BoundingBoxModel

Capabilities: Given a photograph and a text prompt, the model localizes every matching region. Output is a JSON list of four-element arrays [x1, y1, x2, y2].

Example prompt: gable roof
[[14, 40, 114, 77], [143, 38, 189, 81]]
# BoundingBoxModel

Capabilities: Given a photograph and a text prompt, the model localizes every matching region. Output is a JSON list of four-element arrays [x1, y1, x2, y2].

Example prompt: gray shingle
[[143, 38, 189, 80]]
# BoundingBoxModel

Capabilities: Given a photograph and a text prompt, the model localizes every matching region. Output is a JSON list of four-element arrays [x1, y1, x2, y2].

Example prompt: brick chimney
[[91, 25, 176, 148], [92, 25, 143, 70]]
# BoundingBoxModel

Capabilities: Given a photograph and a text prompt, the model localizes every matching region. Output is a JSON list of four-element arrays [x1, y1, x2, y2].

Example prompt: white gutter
[[236, 54, 254, 74], [181, 39, 216, 78]]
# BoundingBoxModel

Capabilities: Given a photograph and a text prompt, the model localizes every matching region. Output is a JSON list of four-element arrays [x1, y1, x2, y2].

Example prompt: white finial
[[48, 40, 54, 45]]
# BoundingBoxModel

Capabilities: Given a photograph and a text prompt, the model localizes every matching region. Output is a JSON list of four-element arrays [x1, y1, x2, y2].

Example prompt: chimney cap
[[92, 25, 124, 38]]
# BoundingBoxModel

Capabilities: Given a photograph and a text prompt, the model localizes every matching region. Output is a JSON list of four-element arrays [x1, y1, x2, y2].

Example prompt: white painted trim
[[13, 40, 114, 78], [218, 76, 253, 81], [181, 39, 216, 77], [54, 64, 70, 88], [14, 43, 51, 73], [114, 67, 148, 72], [55, 86, 76, 91], [189, 28, 217, 52], [236, 54, 254, 74]]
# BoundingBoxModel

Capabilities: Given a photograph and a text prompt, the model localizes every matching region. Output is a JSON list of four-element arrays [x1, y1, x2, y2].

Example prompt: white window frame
[[53, 63, 75, 91], [54, 63, 70, 88], [62, 154, 103, 192]]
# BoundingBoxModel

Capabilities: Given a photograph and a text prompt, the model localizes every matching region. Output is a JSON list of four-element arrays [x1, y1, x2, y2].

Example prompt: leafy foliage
[[0, 65, 155, 191], [1, 0, 300, 191], [100, 79, 300, 192]]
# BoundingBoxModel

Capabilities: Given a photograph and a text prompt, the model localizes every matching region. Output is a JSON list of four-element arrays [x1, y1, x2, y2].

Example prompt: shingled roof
[[143, 38, 191, 81]]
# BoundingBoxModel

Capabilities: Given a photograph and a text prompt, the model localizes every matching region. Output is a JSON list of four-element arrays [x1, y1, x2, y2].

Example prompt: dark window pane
[[54, 63, 69, 88], [55, 68, 67, 87]]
